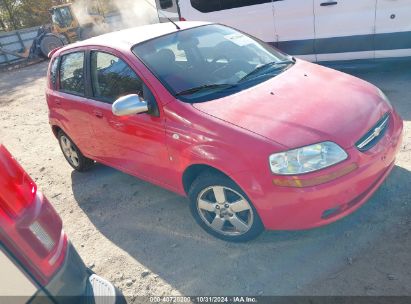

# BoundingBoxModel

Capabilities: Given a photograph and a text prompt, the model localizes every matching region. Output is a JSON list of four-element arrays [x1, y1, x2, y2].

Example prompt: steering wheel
[[210, 55, 233, 78], [211, 57, 253, 81], [211, 54, 231, 65]]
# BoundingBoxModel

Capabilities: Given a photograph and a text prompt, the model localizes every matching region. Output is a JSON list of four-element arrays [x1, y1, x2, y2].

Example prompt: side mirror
[[112, 94, 149, 116]]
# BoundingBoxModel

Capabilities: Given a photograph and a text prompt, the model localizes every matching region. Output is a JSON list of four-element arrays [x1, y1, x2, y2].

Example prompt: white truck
[[155, 0, 411, 63]]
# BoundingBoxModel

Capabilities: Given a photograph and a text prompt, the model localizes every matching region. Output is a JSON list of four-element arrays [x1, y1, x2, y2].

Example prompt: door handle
[[109, 120, 124, 128], [320, 1, 338, 6], [55, 99, 61, 105], [93, 110, 103, 118]]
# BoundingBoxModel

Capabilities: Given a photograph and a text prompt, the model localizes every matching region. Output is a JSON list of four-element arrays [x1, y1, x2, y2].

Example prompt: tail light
[[0, 144, 67, 286], [179, 17, 186, 21], [0, 146, 36, 217]]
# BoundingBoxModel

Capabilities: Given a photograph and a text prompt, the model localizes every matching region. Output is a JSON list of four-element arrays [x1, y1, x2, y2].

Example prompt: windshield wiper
[[239, 60, 294, 83], [175, 83, 236, 96]]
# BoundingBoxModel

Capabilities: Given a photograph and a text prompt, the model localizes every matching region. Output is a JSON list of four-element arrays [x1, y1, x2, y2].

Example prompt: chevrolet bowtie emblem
[[373, 126, 382, 137], [356, 114, 389, 151]]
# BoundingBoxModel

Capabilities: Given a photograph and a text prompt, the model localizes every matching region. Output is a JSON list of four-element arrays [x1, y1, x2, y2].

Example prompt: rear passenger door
[[313, 0, 377, 62], [180, 0, 276, 43], [273, 0, 316, 61], [375, 0, 411, 60], [54, 51, 96, 156], [87, 50, 171, 185]]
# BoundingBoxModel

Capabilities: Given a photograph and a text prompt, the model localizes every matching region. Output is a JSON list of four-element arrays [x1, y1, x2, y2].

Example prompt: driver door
[[87, 50, 171, 185]]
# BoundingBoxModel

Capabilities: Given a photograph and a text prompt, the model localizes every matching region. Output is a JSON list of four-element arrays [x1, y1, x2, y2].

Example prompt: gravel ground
[[0, 61, 410, 302]]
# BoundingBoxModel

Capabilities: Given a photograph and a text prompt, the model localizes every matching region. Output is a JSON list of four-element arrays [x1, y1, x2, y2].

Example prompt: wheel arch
[[182, 164, 233, 195], [51, 125, 62, 138]]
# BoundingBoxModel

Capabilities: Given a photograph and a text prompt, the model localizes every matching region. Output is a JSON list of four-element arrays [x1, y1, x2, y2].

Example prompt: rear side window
[[90, 51, 144, 104], [59, 52, 85, 96], [191, 0, 271, 13], [50, 57, 59, 89]]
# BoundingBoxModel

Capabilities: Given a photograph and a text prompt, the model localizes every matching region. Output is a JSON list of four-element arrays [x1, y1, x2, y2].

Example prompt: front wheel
[[189, 172, 264, 242]]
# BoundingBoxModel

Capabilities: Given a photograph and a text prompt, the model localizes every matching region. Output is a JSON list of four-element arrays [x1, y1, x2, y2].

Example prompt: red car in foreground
[[46, 22, 403, 242], [0, 144, 124, 303]]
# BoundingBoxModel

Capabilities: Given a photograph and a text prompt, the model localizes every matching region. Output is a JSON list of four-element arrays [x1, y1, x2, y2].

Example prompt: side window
[[159, 0, 173, 9], [223, 0, 272, 10], [50, 57, 59, 89], [90, 51, 158, 115], [191, 0, 270, 13], [190, 0, 221, 12], [90, 51, 144, 104], [59, 52, 85, 96]]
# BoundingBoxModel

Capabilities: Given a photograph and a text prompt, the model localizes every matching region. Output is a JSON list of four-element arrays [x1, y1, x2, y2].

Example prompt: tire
[[58, 131, 94, 172], [188, 171, 264, 242], [39, 34, 64, 58]]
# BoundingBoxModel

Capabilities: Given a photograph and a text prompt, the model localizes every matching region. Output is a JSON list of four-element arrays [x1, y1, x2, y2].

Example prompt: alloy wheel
[[60, 135, 80, 167], [196, 186, 254, 236]]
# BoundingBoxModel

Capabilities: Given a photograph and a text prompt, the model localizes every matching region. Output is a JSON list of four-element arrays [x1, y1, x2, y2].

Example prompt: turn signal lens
[[273, 163, 358, 187]]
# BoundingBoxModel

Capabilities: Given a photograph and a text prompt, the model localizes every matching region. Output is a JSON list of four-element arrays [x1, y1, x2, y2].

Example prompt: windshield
[[132, 24, 294, 103]]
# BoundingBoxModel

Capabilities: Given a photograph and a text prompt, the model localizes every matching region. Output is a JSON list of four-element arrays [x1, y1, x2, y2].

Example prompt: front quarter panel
[[163, 100, 283, 195]]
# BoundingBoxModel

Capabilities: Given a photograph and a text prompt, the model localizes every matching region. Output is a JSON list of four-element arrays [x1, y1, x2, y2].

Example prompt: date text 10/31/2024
[[149, 296, 258, 303]]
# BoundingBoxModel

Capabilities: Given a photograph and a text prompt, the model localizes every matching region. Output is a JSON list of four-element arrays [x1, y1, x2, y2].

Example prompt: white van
[[155, 0, 411, 63]]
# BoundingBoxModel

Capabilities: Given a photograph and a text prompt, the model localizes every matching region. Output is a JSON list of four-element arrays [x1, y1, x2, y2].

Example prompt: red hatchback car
[[46, 22, 403, 242]]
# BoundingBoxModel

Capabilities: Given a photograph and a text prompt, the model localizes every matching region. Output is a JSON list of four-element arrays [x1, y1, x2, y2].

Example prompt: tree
[[19, 0, 53, 28], [0, 0, 121, 31], [0, 12, 8, 31], [0, 0, 21, 30], [0, 0, 64, 30]]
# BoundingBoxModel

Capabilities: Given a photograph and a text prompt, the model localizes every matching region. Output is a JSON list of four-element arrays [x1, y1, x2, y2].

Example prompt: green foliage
[[18, 0, 54, 28], [0, 0, 115, 31], [0, 0, 21, 30]]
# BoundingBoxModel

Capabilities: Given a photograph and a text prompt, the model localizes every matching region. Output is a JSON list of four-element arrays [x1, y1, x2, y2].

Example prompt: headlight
[[378, 88, 392, 107], [269, 141, 348, 175]]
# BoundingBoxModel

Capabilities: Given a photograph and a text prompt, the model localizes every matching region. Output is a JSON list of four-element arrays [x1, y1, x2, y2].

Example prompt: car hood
[[192, 60, 391, 149]]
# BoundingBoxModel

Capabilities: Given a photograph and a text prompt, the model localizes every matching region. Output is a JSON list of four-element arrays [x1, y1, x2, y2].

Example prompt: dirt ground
[[0, 61, 410, 301]]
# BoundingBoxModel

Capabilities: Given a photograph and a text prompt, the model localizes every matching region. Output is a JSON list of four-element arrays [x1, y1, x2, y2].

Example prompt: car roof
[[57, 21, 211, 54]]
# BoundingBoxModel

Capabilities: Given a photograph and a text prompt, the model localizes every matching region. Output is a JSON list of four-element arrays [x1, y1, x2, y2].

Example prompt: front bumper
[[236, 110, 403, 230]]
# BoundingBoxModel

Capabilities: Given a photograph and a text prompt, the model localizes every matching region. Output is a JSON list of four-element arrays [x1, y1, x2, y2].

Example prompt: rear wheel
[[58, 131, 94, 172], [189, 172, 264, 242]]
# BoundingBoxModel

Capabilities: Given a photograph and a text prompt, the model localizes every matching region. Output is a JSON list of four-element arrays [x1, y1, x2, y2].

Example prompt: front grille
[[355, 113, 390, 152]]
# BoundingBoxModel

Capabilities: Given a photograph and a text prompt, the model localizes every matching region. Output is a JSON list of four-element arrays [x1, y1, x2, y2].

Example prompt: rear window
[[59, 52, 85, 96], [191, 0, 271, 13]]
